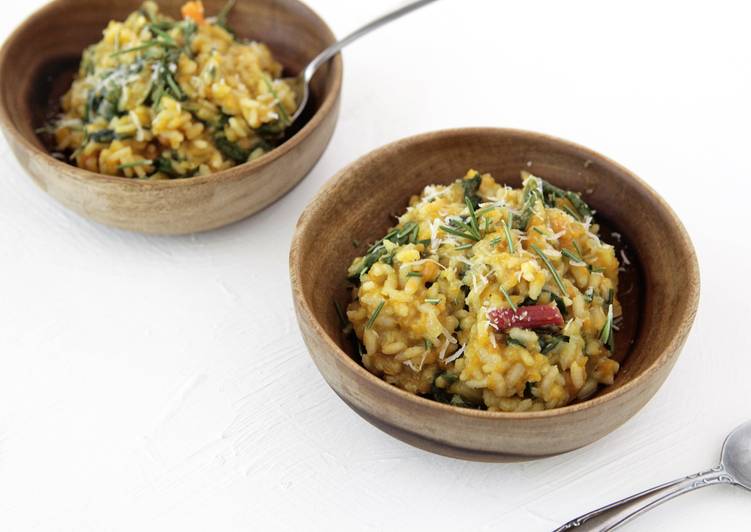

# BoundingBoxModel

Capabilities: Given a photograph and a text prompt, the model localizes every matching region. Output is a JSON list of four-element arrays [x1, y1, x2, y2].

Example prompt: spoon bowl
[[721, 420, 751, 489]]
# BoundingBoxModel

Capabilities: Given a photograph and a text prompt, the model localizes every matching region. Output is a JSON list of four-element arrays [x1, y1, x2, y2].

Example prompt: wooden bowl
[[290, 128, 700, 461], [0, 0, 342, 234]]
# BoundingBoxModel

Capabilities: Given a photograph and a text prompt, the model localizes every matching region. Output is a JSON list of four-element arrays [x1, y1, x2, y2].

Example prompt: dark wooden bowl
[[0, 0, 342, 234], [290, 128, 700, 461]]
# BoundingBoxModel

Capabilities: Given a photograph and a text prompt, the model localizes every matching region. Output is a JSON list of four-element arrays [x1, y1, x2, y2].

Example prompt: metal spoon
[[555, 420, 751, 531], [285, 0, 442, 124]]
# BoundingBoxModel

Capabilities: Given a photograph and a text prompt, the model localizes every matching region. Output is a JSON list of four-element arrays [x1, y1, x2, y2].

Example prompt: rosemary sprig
[[561, 204, 582, 221], [600, 303, 614, 351], [216, 0, 237, 31], [110, 39, 175, 57], [531, 244, 567, 294], [561, 248, 586, 265], [365, 301, 385, 329], [440, 224, 479, 242], [148, 24, 176, 46], [464, 197, 482, 240], [515, 176, 542, 230], [499, 285, 517, 311], [540, 179, 593, 220], [501, 220, 515, 253], [454, 243, 473, 251]]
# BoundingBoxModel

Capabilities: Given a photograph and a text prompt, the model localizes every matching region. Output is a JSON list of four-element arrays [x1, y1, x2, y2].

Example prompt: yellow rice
[[345, 170, 622, 412], [46, 1, 296, 178]]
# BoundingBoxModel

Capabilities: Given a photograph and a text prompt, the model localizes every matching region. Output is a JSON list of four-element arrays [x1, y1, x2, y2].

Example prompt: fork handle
[[554, 465, 734, 531]]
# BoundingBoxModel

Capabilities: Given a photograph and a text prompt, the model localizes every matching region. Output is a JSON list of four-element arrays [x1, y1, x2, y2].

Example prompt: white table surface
[[2, 0, 750, 530]]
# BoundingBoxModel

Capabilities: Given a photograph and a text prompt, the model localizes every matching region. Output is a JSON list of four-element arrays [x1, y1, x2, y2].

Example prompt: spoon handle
[[302, 0, 441, 83], [554, 465, 734, 531]]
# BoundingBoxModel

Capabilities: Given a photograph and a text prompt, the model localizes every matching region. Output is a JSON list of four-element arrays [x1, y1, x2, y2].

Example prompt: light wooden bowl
[[290, 128, 700, 461], [0, 0, 342, 234]]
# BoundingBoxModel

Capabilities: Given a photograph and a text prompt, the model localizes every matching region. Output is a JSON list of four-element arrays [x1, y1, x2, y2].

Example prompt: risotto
[[344, 170, 622, 412], [44, 1, 296, 178]]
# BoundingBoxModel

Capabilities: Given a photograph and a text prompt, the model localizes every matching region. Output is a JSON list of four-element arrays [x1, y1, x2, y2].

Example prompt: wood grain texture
[[290, 128, 700, 460], [0, 0, 342, 234]]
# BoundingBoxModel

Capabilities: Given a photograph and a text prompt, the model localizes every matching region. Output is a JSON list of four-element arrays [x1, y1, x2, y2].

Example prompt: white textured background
[[1, 0, 750, 530]]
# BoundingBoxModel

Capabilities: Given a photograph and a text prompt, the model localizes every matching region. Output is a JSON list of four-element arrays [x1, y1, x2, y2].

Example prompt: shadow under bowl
[[290, 127, 700, 461], [0, 0, 342, 234]]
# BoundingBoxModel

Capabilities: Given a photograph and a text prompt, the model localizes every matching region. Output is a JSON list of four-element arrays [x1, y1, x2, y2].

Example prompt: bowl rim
[[290, 126, 701, 421], [0, 0, 343, 189]]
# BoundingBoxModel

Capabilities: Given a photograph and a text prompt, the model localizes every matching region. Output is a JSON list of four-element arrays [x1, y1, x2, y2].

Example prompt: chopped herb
[[489, 236, 502, 247], [561, 204, 582, 221], [154, 154, 178, 177], [148, 24, 177, 46], [351, 239, 360, 247], [540, 179, 593, 220], [407, 271, 423, 277], [180, 20, 198, 57], [531, 244, 567, 295], [262, 74, 290, 126], [499, 285, 517, 311], [435, 371, 458, 386], [515, 175, 542, 230], [543, 289, 567, 316], [334, 300, 347, 328], [425, 298, 441, 305], [164, 71, 184, 100], [561, 248, 586, 265], [584, 287, 595, 303], [214, 133, 249, 163], [464, 197, 482, 240], [600, 303, 614, 351], [440, 224, 479, 242], [501, 219, 515, 253], [532, 227, 548, 236], [454, 243, 473, 251], [424, 338, 433, 351], [507, 337, 526, 348], [110, 39, 175, 57], [216, 0, 237, 32], [88, 129, 117, 143], [540, 334, 569, 354], [461, 171, 482, 207], [365, 301, 385, 329]]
